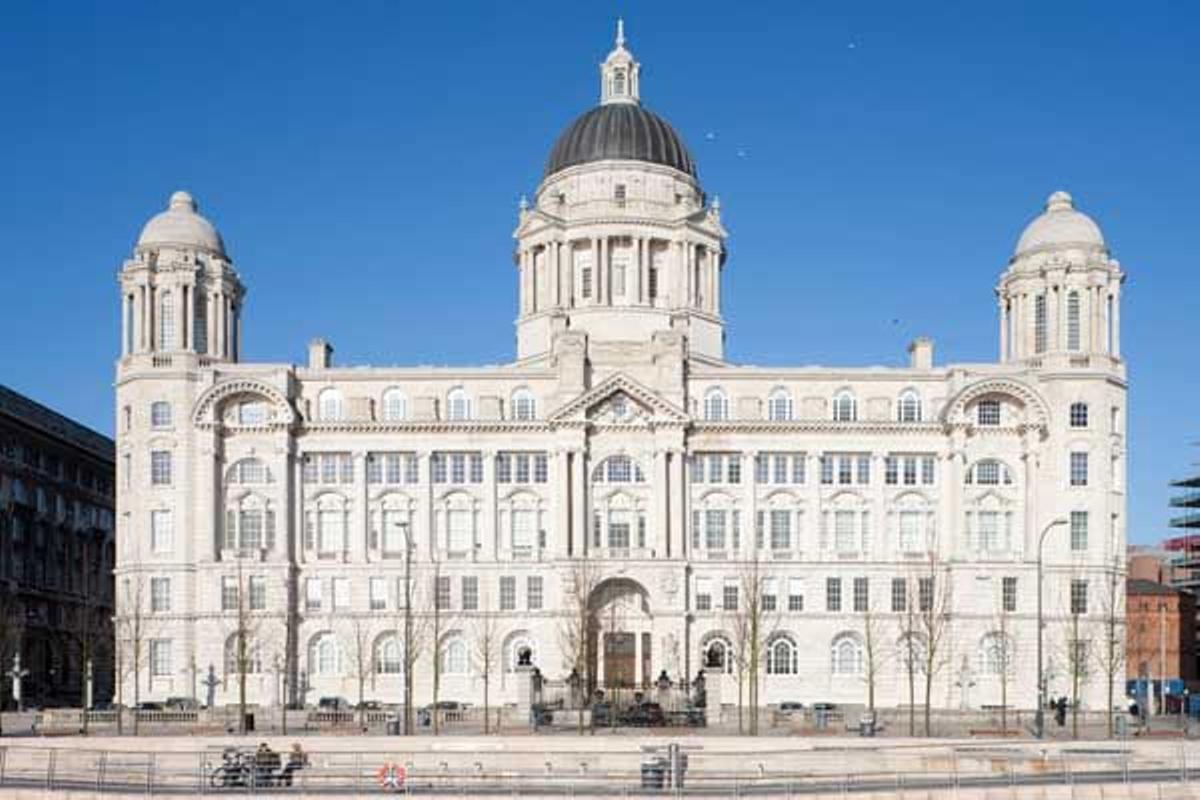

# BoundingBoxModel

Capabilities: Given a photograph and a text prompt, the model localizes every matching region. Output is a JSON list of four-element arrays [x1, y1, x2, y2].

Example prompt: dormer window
[[614, 183, 626, 204]]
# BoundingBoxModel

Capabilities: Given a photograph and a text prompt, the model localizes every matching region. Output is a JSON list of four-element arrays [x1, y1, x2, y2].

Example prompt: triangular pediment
[[548, 373, 689, 425]]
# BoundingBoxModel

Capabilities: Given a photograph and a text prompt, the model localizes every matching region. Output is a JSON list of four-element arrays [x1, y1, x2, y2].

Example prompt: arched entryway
[[587, 577, 653, 693]]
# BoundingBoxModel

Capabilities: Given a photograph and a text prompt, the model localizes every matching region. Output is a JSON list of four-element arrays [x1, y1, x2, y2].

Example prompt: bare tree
[[728, 553, 778, 735], [895, 580, 922, 736], [470, 594, 501, 734], [557, 557, 601, 734], [916, 555, 953, 736], [221, 560, 267, 735], [988, 607, 1018, 734], [115, 573, 153, 735], [427, 562, 459, 736], [343, 616, 374, 728], [1093, 559, 1126, 738], [1058, 578, 1094, 740], [71, 573, 110, 734], [395, 569, 431, 735], [861, 595, 887, 715]]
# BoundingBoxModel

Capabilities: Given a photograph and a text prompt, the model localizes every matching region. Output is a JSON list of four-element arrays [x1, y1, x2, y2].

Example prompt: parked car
[[357, 700, 382, 711], [591, 702, 614, 727], [164, 697, 199, 711], [317, 696, 351, 712], [621, 702, 665, 727], [779, 702, 805, 715], [90, 700, 116, 712], [811, 702, 838, 712], [134, 701, 164, 712]]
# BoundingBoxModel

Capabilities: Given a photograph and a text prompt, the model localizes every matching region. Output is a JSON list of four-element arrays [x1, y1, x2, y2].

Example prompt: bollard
[[46, 748, 56, 791]]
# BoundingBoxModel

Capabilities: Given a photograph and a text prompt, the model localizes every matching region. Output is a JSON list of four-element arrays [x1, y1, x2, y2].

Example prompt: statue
[[202, 663, 220, 709]]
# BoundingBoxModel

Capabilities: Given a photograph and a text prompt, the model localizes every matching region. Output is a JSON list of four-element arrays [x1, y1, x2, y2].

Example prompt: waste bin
[[859, 712, 876, 737], [640, 756, 666, 789], [418, 708, 431, 727], [244, 713, 255, 733]]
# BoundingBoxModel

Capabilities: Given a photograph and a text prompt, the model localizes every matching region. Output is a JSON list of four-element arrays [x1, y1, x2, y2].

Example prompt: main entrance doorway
[[603, 632, 636, 687], [587, 577, 653, 693]]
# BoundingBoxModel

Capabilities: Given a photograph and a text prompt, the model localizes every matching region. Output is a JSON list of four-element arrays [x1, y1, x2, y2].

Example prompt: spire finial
[[616, 18, 625, 48]]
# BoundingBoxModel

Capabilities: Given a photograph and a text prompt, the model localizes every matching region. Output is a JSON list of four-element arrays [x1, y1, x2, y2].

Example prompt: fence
[[0, 741, 1199, 797]]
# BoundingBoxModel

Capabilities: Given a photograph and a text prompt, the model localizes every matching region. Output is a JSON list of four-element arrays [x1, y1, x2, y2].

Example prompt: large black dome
[[544, 103, 696, 179]]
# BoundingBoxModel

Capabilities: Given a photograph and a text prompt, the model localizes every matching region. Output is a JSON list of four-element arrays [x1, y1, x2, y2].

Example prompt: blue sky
[[1, 2, 1197, 544]]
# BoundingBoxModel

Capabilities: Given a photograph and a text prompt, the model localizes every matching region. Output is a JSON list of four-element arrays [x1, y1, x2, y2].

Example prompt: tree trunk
[[483, 670, 490, 735]]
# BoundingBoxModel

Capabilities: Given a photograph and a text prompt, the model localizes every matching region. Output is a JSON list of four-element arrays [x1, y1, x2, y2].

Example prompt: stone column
[[599, 236, 608, 306], [352, 452, 368, 562], [294, 454, 307, 565], [554, 449, 570, 558], [179, 286, 189, 350], [654, 451, 669, 558], [998, 298, 1008, 361], [571, 451, 587, 557], [744, 450, 757, 560], [668, 450, 685, 559], [1111, 286, 1121, 357], [711, 248, 721, 315], [482, 449, 497, 562]]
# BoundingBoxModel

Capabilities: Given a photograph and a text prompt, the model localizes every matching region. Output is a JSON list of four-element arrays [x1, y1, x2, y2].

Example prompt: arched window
[[308, 632, 342, 677], [382, 389, 407, 422], [897, 390, 922, 423], [375, 635, 403, 674], [224, 634, 262, 676], [767, 389, 793, 422], [1067, 290, 1081, 351], [318, 389, 344, 421], [978, 632, 1012, 676], [1069, 402, 1088, 428], [441, 636, 468, 675], [965, 459, 1013, 486], [766, 634, 798, 675], [193, 292, 207, 354], [159, 290, 176, 349], [830, 633, 863, 676], [592, 455, 645, 483], [446, 388, 471, 421], [703, 388, 729, 421], [702, 636, 735, 674], [227, 458, 270, 485], [897, 632, 927, 674], [511, 389, 536, 421], [832, 390, 857, 422], [613, 69, 626, 97]]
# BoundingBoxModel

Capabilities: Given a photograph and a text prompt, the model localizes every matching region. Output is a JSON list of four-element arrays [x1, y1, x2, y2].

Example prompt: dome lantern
[[600, 18, 640, 106]]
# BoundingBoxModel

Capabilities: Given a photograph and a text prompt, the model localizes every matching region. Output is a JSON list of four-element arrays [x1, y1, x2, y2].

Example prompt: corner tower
[[996, 191, 1125, 368], [118, 191, 245, 366], [513, 21, 727, 364]]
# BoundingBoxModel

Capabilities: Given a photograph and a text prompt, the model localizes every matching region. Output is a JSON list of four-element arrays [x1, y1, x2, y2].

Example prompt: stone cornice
[[690, 420, 946, 436]]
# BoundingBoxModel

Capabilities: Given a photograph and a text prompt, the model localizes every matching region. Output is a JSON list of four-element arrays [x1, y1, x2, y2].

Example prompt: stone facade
[[114, 25, 1127, 713], [0, 384, 115, 708]]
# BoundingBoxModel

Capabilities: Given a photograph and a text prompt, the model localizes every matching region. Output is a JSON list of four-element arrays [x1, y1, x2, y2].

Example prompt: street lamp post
[[392, 519, 414, 735], [1036, 517, 1068, 740]]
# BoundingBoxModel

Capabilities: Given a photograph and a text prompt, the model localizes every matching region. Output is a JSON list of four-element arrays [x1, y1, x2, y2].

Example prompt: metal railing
[[0, 742, 1197, 797]]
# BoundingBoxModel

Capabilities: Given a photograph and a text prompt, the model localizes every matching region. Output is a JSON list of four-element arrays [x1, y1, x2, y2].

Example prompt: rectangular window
[[921, 456, 935, 485], [239, 509, 263, 551], [977, 511, 1001, 553], [339, 454, 353, 484], [1002, 576, 1017, 613], [499, 576, 516, 611], [581, 266, 593, 299], [1067, 291, 1081, 350], [792, 455, 806, 484], [762, 577, 778, 612], [302, 456, 318, 484], [770, 510, 791, 550], [838, 456, 852, 485], [826, 577, 842, 611], [150, 509, 173, 553], [527, 576, 543, 610], [318, 510, 344, 554], [370, 577, 387, 611], [918, 577, 934, 612], [150, 401, 172, 429], [221, 576, 238, 611], [469, 453, 482, 483], [305, 578, 322, 611], [773, 455, 787, 484], [1070, 510, 1089, 551], [819, 455, 833, 485], [435, 576, 451, 610], [366, 455, 382, 484], [450, 453, 465, 483], [755, 455, 768, 484], [899, 511, 922, 553], [385, 453, 404, 484], [511, 509, 535, 551], [857, 456, 871, 485], [903, 456, 917, 486], [1034, 294, 1047, 353], [787, 578, 803, 612], [977, 400, 1001, 426], [431, 453, 446, 483], [447, 509, 473, 553], [853, 577, 869, 612], [150, 450, 172, 485], [696, 577, 712, 611], [151, 577, 171, 612], [534, 454, 548, 483], [612, 259, 627, 296], [1070, 579, 1088, 615], [333, 578, 350, 610], [150, 639, 172, 677], [648, 267, 658, 300], [891, 577, 907, 613], [248, 576, 266, 610], [515, 454, 531, 484], [705, 509, 726, 551], [406, 454, 419, 483], [496, 453, 512, 483], [834, 510, 857, 553], [1070, 403, 1089, 428], [461, 576, 479, 611], [722, 580, 739, 612], [885, 456, 898, 485], [1070, 452, 1089, 486]]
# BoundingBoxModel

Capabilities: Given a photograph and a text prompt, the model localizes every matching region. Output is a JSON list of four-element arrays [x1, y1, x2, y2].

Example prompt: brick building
[[1126, 579, 1196, 710]]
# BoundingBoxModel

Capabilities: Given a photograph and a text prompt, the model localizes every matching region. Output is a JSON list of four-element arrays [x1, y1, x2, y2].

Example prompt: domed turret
[[137, 190, 227, 256], [1013, 190, 1105, 259]]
